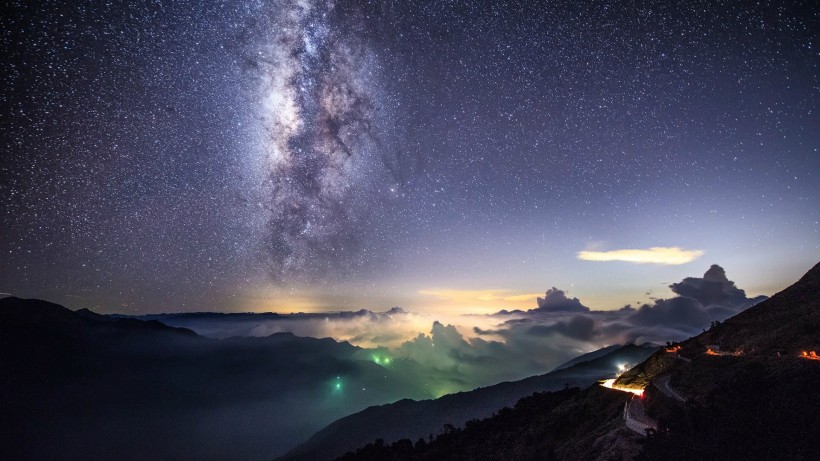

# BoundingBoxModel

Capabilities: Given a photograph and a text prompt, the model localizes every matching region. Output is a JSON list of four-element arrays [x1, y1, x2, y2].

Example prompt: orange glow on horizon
[[416, 288, 541, 313]]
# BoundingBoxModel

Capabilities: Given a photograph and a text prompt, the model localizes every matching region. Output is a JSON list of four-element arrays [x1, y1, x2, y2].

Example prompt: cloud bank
[[489, 264, 766, 351], [577, 246, 704, 264], [134, 265, 765, 394]]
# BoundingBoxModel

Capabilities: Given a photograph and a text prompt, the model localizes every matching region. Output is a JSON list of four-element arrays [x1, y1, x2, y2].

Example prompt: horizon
[[2, 261, 794, 357], [0, 260, 806, 315]]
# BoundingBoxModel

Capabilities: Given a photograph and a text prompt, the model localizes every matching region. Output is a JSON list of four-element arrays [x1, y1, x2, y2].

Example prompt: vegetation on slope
[[334, 386, 639, 461], [633, 262, 820, 460], [638, 357, 820, 461]]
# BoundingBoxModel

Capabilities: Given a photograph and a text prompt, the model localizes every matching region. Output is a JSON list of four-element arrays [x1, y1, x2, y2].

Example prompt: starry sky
[[2, 0, 818, 314]]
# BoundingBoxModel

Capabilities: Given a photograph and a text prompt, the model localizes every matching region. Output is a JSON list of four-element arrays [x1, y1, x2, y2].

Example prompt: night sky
[[2, 0, 817, 314]]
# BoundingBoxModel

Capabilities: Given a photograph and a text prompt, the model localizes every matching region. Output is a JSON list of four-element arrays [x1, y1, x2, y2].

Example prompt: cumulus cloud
[[629, 296, 709, 329], [602, 264, 763, 341], [577, 246, 704, 265], [492, 288, 590, 315], [534, 288, 591, 313], [669, 264, 747, 305], [468, 264, 766, 380]]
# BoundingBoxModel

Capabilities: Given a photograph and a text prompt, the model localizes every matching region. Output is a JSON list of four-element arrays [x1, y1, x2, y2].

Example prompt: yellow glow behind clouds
[[577, 246, 704, 265], [417, 289, 541, 313]]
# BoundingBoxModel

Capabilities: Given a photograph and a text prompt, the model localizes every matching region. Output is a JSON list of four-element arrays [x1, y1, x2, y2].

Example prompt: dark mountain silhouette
[[0, 298, 431, 460], [278, 343, 658, 461], [329, 262, 820, 461], [550, 344, 623, 371], [113, 307, 408, 339]]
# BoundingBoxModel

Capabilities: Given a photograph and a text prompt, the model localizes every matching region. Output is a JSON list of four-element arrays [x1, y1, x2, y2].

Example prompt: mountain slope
[[279, 343, 657, 461], [330, 262, 820, 461], [549, 344, 623, 371], [699, 260, 820, 353], [333, 385, 638, 461], [631, 262, 820, 460], [616, 261, 820, 392]]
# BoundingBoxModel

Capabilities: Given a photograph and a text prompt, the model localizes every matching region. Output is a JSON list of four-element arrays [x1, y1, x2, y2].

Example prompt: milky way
[[250, 0, 382, 281]]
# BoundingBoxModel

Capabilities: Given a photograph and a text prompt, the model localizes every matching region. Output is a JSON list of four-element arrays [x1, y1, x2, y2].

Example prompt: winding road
[[602, 376, 683, 436], [623, 396, 657, 436], [654, 375, 686, 402]]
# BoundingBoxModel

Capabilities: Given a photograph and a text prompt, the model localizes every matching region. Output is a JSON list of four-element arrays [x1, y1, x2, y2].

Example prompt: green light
[[335, 383, 341, 390], [384, 357, 391, 364]]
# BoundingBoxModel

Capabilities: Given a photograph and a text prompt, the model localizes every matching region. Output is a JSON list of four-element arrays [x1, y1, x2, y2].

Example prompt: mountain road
[[654, 375, 686, 402]]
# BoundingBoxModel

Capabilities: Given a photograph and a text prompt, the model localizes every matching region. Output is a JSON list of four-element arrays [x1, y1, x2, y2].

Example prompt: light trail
[[600, 379, 644, 397]]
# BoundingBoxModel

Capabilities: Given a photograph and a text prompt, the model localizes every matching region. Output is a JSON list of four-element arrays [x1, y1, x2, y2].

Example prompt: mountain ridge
[[0, 298, 433, 460]]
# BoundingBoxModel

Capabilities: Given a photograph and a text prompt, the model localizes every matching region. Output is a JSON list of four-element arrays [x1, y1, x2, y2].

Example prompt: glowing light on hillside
[[615, 362, 632, 377], [371, 354, 392, 365], [800, 351, 820, 361], [665, 345, 681, 353], [705, 348, 743, 356]]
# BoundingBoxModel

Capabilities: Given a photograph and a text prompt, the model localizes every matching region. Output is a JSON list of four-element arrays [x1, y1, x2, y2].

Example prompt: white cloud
[[577, 246, 704, 265]]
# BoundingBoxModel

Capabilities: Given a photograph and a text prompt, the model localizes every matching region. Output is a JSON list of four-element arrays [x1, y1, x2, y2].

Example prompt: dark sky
[[2, 0, 817, 313]]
